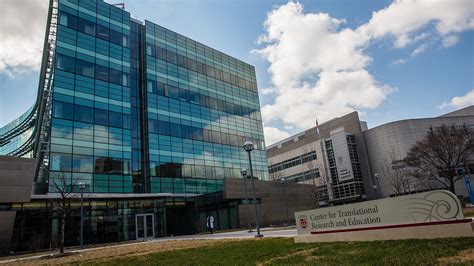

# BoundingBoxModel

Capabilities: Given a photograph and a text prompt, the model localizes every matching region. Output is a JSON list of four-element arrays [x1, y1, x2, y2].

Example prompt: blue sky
[[1, 0, 473, 145]]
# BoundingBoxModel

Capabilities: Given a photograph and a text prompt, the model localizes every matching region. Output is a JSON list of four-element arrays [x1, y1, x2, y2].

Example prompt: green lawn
[[87, 237, 474, 265], [464, 208, 474, 217]]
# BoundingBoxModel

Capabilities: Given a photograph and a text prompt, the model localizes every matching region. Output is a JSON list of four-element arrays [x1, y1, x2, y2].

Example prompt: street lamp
[[280, 178, 290, 225], [240, 168, 253, 233], [243, 140, 263, 237], [78, 182, 86, 249]]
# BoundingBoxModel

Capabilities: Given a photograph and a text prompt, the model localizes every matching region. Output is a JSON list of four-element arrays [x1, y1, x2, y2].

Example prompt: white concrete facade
[[266, 105, 474, 202]]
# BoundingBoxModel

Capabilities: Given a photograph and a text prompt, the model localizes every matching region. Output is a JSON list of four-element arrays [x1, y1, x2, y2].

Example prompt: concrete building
[[267, 106, 474, 204], [267, 112, 375, 206], [363, 106, 474, 198]]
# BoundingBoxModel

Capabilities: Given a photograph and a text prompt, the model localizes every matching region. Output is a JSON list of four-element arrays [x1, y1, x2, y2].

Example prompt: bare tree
[[301, 147, 330, 208], [305, 158, 317, 186], [404, 125, 474, 194], [306, 157, 329, 208], [311, 172, 330, 208], [381, 151, 410, 196], [269, 170, 284, 182], [49, 171, 81, 254]]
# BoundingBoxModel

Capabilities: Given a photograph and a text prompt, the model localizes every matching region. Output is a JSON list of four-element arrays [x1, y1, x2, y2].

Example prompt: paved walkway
[[0, 227, 296, 264], [160, 227, 297, 240]]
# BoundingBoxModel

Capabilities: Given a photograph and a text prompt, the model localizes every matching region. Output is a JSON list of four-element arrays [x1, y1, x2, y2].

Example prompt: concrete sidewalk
[[160, 227, 296, 240]]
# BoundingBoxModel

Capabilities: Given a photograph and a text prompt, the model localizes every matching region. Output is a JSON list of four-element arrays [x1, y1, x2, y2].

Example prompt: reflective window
[[51, 153, 72, 171], [122, 73, 129, 86], [109, 111, 122, 128], [73, 155, 93, 172], [109, 69, 122, 85], [110, 29, 122, 45], [53, 101, 73, 120], [169, 86, 179, 99], [147, 80, 156, 93], [76, 59, 95, 77], [74, 105, 93, 123], [56, 53, 75, 73], [97, 24, 110, 41], [158, 121, 170, 135], [155, 46, 165, 60], [123, 114, 130, 129], [95, 157, 123, 174], [177, 54, 186, 67], [189, 91, 199, 104], [59, 11, 77, 29], [122, 35, 129, 47], [96, 65, 109, 82], [179, 89, 189, 102], [146, 44, 152, 55], [157, 82, 166, 96], [94, 108, 108, 125], [166, 51, 177, 64], [78, 18, 95, 36]]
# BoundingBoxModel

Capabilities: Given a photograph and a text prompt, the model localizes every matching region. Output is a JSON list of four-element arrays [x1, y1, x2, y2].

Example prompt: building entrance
[[135, 214, 154, 240]]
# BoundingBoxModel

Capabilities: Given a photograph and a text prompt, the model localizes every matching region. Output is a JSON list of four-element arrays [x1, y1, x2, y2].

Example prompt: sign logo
[[299, 215, 308, 229]]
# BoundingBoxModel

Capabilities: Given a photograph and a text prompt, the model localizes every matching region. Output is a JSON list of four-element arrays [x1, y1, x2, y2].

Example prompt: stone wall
[[224, 178, 315, 226], [0, 156, 36, 255]]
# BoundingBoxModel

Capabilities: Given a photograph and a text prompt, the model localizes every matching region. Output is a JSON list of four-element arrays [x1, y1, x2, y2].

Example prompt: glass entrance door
[[136, 214, 154, 240]]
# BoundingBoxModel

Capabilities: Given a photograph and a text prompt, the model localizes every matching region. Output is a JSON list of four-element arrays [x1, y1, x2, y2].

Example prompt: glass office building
[[0, 0, 268, 251]]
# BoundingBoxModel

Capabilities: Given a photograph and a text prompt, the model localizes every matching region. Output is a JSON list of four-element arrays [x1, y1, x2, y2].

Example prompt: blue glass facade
[[0, 106, 35, 157], [49, 0, 134, 194], [1, 0, 268, 249], [45, 0, 268, 195], [144, 21, 268, 196]]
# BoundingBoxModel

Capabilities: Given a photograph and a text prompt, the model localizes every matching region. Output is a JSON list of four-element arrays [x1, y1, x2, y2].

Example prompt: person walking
[[206, 213, 215, 234]]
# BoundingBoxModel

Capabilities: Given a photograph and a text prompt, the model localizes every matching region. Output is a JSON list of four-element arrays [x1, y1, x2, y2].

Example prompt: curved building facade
[[362, 106, 474, 198], [0, 105, 36, 157]]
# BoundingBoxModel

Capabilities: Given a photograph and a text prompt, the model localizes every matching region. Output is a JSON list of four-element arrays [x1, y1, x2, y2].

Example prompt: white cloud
[[442, 35, 460, 47], [411, 43, 429, 56], [413, 32, 430, 42], [254, 2, 371, 90], [264, 126, 290, 146], [0, 0, 48, 77], [255, 0, 474, 136], [439, 90, 474, 109], [254, 2, 395, 131], [259, 87, 276, 95], [358, 0, 474, 48], [261, 70, 395, 129], [392, 59, 406, 65]]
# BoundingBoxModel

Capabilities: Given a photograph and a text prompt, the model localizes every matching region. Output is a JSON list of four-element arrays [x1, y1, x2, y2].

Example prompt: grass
[[464, 208, 474, 217], [85, 237, 474, 265]]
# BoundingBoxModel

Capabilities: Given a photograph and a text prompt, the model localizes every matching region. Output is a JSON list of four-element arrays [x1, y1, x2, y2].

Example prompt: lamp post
[[280, 178, 290, 225], [243, 140, 263, 237], [240, 168, 253, 233], [78, 182, 86, 249]]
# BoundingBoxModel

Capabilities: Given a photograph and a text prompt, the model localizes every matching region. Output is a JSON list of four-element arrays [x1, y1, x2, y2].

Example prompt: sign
[[338, 168, 351, 180], [295, 190, 465, 235], [329, 128, 354, 182]]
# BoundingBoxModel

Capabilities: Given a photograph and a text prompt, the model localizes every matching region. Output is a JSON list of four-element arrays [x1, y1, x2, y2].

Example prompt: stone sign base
[[294, 219, 474, 243]]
